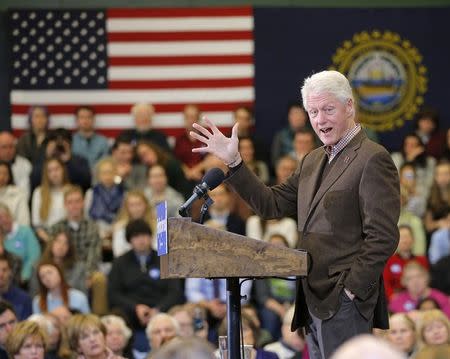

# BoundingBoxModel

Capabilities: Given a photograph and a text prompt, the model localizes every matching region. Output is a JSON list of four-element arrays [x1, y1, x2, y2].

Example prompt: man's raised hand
[[190, 117, 242, 167]]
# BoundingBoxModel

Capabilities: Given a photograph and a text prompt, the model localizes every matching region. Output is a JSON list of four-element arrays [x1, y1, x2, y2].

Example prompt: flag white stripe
[[11, 87, 254, 104], [109, 64, 253, 80], [107, 40, 253, 56], [106, 17, 253, 32], [11, 112, 233, 129]]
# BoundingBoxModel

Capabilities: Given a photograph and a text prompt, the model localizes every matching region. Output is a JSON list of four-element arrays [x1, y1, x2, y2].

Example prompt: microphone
[[179, 167, 225, 216]]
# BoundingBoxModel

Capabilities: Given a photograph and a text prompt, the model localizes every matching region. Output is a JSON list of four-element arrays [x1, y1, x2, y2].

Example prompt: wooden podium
[[160, 218, 308, 359]]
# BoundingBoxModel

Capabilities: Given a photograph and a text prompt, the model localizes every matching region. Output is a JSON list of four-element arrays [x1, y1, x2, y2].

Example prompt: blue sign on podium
[[156, 201, 168, 256]]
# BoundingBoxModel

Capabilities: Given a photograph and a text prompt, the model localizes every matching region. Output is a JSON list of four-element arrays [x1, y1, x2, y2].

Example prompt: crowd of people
[[0, 99, 449, 359]]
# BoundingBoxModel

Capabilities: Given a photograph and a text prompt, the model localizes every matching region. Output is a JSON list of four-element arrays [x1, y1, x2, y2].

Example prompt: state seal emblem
[[330, 31, 428, 131]]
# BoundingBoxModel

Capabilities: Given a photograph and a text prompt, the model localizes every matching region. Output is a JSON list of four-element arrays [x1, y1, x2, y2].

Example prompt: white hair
[[301, 70, 354, 110], [146, 313, 180, 340], [101, 315, 132, 341], [131, 102, 155, 117], [28, 314, 56, 336], [330, 334, 406, 359]]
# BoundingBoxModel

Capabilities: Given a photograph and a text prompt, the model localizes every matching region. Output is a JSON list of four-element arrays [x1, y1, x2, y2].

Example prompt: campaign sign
[[156, 201, 168, 256]]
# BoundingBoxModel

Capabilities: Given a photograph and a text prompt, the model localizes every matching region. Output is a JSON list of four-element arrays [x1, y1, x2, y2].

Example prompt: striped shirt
[[324, 124, 361, 163]]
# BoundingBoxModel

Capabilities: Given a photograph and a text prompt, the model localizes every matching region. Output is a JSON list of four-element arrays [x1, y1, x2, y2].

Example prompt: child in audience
[[112, 190, 155, 257], [32, 157, 70, 243], [33, 261, 90, 314]]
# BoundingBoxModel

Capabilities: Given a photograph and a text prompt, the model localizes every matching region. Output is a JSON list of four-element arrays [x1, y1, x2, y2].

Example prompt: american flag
[[9, 7, 254, 137]]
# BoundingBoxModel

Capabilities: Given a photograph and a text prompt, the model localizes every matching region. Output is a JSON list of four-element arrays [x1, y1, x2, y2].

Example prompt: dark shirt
[[1, 285, 32, 320], [108, 250, 184, 328], [119, 129, 170, 152]]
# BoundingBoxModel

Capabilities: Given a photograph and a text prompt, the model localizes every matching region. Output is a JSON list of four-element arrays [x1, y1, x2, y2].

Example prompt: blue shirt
[[2, 285, 32, 320], [32, 288, 90, 314], [72, 132, 110, 169]]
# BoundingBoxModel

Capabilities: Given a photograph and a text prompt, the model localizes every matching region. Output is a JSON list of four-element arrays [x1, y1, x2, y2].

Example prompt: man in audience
[[49, 185, 101, 275], [0, 254, 31, 320], [290, 128, 317, 161], [0, 203, 40, 284], [174, 104, 207, 182], [146, 313, 180, 352], [233, 105, 269, 164], [111, 136, 147, 190], [120, 103, 170, 151], [0, 301, 17, 359], [0, 132, 32, 199], [30, 128, 92, 192], [71, 106, 110, 170], [108, 219, 184, 330]]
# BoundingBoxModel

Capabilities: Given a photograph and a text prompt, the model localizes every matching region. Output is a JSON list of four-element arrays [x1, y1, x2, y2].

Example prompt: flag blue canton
[[10, 9, 107, 90]]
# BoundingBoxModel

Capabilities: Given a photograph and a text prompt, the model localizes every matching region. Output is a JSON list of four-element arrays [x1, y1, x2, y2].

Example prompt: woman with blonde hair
[[415, 309, 450, 359], [100, 315, 132, 358], [5, 320, 47, 359], [112, 190, 155, 257], [386, 313, 418, 358], [32, 157, 70, 243], [67, 314, 124, 359]]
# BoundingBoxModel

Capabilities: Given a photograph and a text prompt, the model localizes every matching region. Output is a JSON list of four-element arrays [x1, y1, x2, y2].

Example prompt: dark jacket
[[226, 131, 400, 330]]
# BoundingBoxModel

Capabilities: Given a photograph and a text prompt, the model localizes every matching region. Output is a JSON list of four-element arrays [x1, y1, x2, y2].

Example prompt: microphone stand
[[198, 196, 242, 359]]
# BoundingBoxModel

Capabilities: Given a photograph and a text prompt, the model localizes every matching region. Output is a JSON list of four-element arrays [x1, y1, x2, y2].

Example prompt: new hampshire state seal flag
[[7, 6, 450, 151]]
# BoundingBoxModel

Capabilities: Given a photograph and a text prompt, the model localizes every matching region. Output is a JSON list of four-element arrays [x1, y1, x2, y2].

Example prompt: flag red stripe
[[108, 31, 253, 42], [107, 7, 252, 18], [109, 78, 253, 89], [12, 127, 231, 139], [109, 55, 253, 66], [12, 102, 253, 115]]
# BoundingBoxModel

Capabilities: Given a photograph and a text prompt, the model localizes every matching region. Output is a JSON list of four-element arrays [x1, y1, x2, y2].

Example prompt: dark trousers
[[306, 291, 372, 359]]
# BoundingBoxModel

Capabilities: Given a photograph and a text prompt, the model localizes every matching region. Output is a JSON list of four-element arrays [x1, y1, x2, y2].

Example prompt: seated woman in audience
[[386, 313, 418, 358], [144, 164, 184, 218], [253, 234, 296, 341], [5, 320, 46, 359], [415, 309, 450, 359], [238, 136, 270, 184], [85, 157, 125, 254], [30, 230, 87, 296], [424, 161, 450, 236], [0, 161, 30, 225], [32, 157, 70, 243], [391, 133, 436, 200], [399, 163, 427, 218], [136, 141, 190, 198], [67, 313, 125, 359], [383, 225, 428, 299], [389, 261, 450, 317], [101, 315, 133, 358], [112, 190, 155, 257], [33, 261, 90, 314], [17, 105, 50, 163], [28, 312, 71, 359]]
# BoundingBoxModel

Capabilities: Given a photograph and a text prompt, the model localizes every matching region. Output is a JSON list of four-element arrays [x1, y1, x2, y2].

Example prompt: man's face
[[149, 317, 177, 349], [76, 109, 95, 133], [113, 143, 134, 164], [234, 108, 252, 134], [306, 93, 355, 146], [276, 158, 297, 183], [0, 261, 11, 291], [134, 107, 153, 131], [0, 133, 16, 162], [64, 192, 84, 220], [0, 309, 17, 346], [130, 234, 152, 254], [183, 106, 200, 129], [0, 211, 13, 235], [293, 133, 315, 156]]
